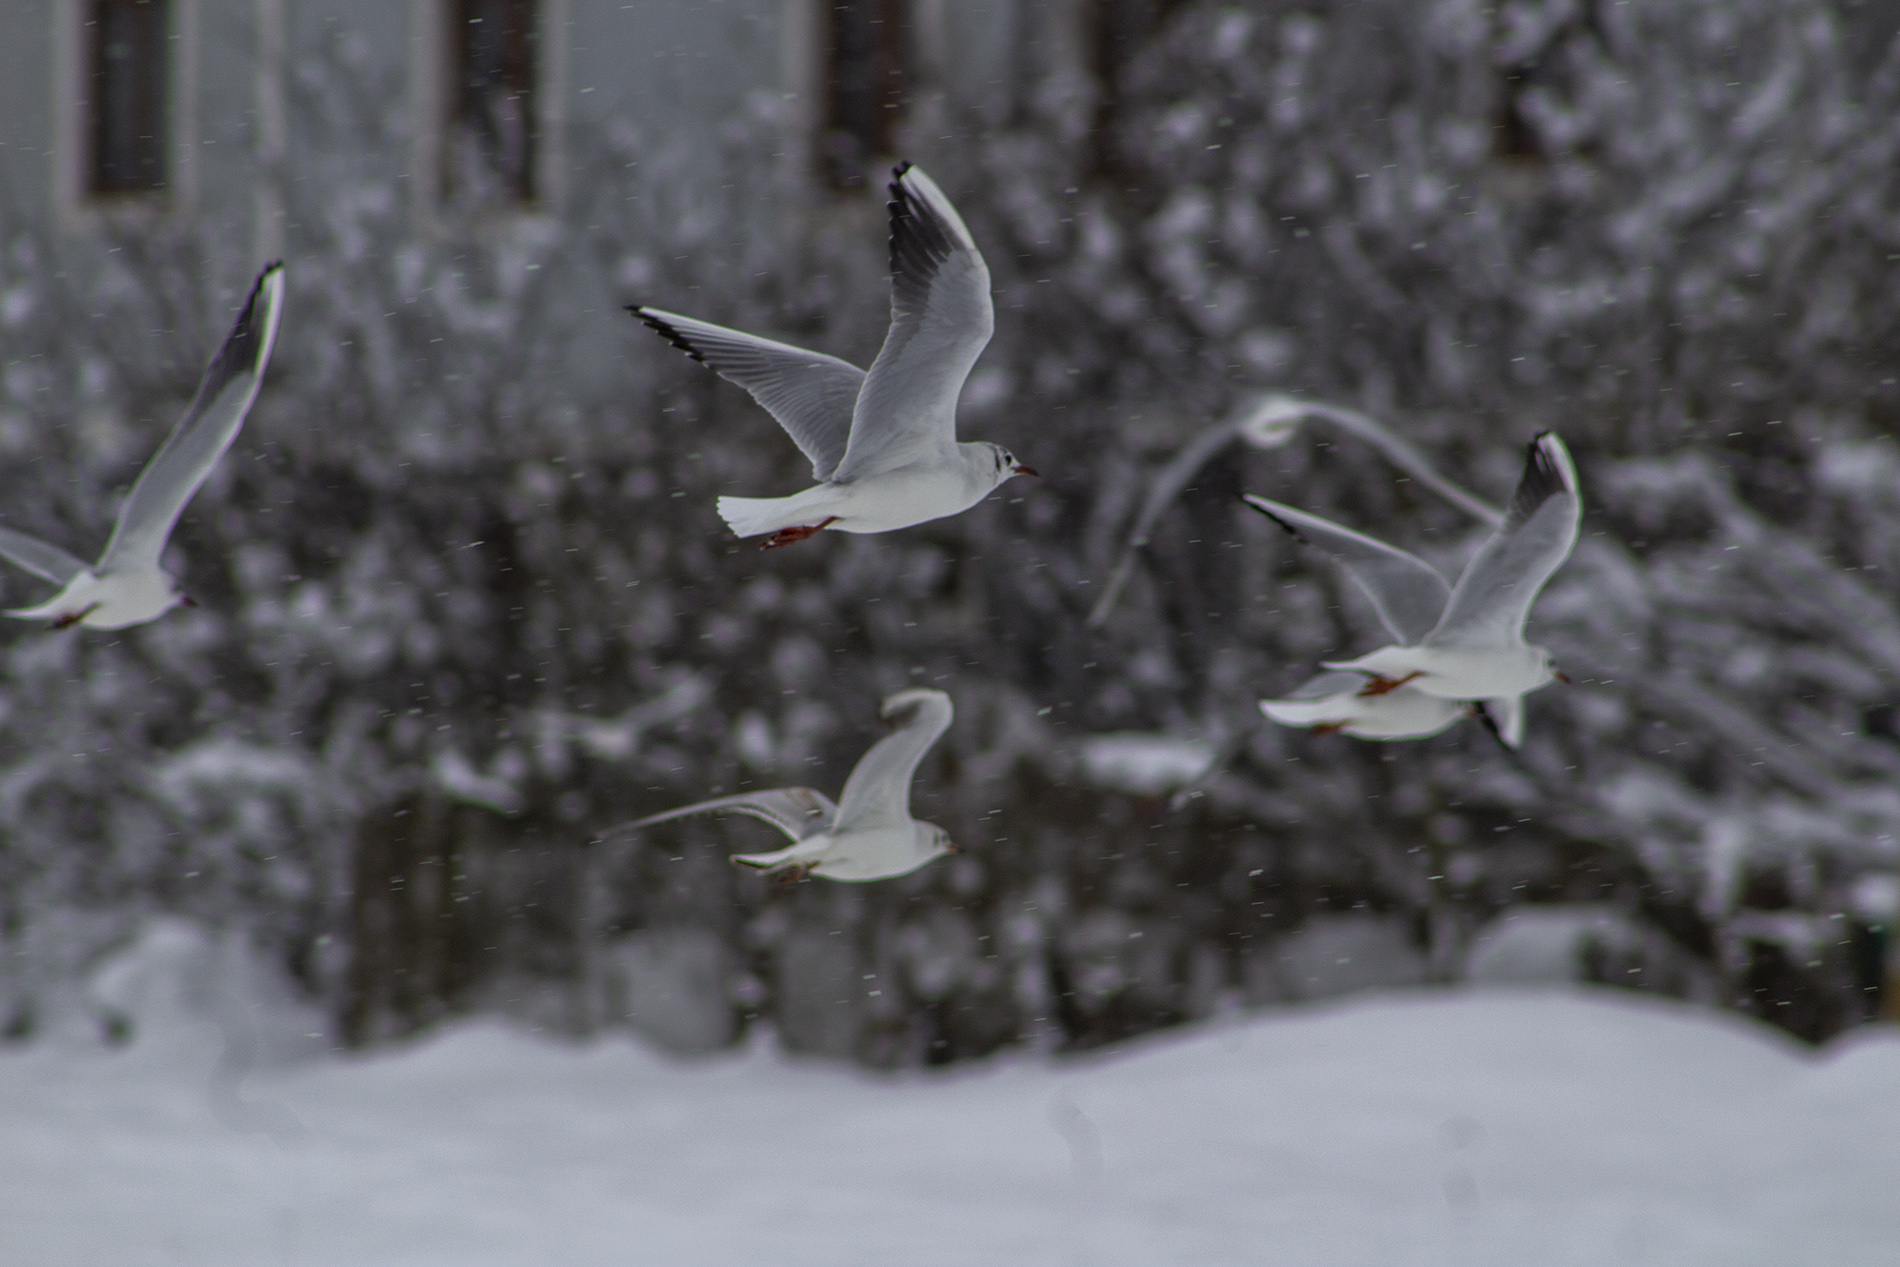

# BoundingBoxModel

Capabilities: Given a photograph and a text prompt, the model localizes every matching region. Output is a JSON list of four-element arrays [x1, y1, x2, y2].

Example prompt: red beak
[[181, 595, 199, 608], [1013, 465, 1039, 477]]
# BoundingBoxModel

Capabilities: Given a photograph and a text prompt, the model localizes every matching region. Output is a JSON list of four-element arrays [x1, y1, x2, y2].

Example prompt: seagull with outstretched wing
[[1242, 497, 1468, 742], [631, 164, 1033, 549], [622, 689, 957, 882], [1244, 432, 1581, 747], [0, 261, 285, 630]]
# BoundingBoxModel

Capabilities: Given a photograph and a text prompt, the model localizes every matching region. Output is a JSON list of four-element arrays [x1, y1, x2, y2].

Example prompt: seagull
[[1087, 393, 1503, 627], [1258, 670, 1468, 742], [1244, 431, 1581, 747], [622, 689, 957, 882], [0, 261, 285, 630], [631, 163, 1033, 549]]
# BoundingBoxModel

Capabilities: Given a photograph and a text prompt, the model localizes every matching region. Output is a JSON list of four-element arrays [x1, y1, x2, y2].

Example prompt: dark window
[[446, 0, 538, 208], [1496, 67, 1544, 163], [823, 0, 906, 191], [88, 0, 169, 195]]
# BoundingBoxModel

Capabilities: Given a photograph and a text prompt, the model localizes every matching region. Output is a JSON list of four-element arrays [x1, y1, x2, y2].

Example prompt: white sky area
[[4, 975, 1895, 1265]]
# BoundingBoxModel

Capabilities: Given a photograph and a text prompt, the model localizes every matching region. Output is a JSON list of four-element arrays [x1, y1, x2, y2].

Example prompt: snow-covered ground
[[4, 984, 1896, 1266]]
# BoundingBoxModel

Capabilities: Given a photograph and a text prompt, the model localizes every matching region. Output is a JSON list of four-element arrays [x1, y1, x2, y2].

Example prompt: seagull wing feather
[[832, 166, 993, 482], [624, 788, 839, 843], [100, 262, 285, 573], [1242, 495, 1451, 646], [1425, 433, 1580, 651], [0, 526, 90, 586], [1088, 416, 1244, 626], [834, 688, 953, 832], [630, 307, 864, 480]]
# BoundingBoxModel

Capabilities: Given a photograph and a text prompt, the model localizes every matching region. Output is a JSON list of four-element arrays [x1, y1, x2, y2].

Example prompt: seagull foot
[[1356, 671, 1423, 698], [771, 862, 816, 886], [50, 603, 100, 631], [761, 517, 839, 550]]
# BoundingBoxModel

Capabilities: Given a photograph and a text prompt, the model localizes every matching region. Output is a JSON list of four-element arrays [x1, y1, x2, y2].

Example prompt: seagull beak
[[1553, 671, 1571, 684], [944, 842, 960, 854], [1012, 464, 1039, 477], [181, 595, 199, 609]]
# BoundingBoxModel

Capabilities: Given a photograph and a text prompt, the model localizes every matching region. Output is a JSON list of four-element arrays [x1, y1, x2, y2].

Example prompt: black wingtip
[[892, 159, 913, 181], [886, 162, 955, 306], [239, 260, 283, 318], [1503, 432, 1572, 531], [1240, 494, 1309, 546], [203, 260, 284, 388], [630, 306, 708, 366]]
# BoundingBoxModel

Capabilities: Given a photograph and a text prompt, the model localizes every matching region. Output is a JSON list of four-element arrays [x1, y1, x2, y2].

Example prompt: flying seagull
[[0, 261, 285, 630], [1088, 394, 1502, 628], [631, 163, 1034, 549], [1244, 431, 1581, 747], [621, 689, 957, 882]]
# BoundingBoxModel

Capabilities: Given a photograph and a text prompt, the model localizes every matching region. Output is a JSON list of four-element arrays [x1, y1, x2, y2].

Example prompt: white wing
[[1088, 414, 1248, 626], [1426, 432, 1580, 651], [100, 262, 285, 573], [1259, 671, 1369, 726], [624, 787, 839, 842], [1283, 669, 1372, 701], [0, 526, 90, 586], [834, 688, 953, 832], [1089, 397, 1501, 629], [632, 307, 864, 480], [831, 165, 993, 482], [1243, 495, 1451, 646]]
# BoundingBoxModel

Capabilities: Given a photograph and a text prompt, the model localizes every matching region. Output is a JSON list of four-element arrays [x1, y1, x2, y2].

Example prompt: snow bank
[[1077, 733, 1216, 795], [2, 988, 1894, 1266]]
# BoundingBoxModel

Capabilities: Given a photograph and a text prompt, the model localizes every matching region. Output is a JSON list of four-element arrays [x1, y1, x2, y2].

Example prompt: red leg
[[50, 603, 100, 631], [1356, 670, 1423, 698], [761, 516, 840, 550], [1310, 721, 1348, 737]]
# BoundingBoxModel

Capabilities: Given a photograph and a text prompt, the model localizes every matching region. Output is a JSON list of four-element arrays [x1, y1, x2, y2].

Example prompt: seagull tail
[[716, 492, 840, 540]]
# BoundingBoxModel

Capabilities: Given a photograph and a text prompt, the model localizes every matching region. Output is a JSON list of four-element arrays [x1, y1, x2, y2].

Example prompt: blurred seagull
[[0, 262, 285, 630], [1089, 394, 1502, 627], [631, 163, 1033, 549], [623, 689, 957, 882], [1244, 432, 1581, 747]]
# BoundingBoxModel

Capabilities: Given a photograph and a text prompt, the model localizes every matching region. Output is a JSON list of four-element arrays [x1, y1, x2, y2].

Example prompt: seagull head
[[981, 443, 1038, 486], [924, 823, 958, 859]]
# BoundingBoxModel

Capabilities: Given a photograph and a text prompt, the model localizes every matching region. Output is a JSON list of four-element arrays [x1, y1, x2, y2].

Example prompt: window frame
[[411, 0, 566, 229], [51, 0, 199, 229]]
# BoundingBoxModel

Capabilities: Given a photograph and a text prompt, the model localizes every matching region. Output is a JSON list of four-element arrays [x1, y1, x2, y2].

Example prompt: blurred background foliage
[[2, 0, 1898, 1063]]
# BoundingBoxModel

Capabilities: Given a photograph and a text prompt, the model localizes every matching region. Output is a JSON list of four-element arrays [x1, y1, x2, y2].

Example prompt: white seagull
[[0, 261, 285, 630], [1257, 670, 1468, 743], [1245, 489, 1469, 743], [631, 163, 1034, 549], [1244, 431, 1581, 747], [623, 689, 957, 882]]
